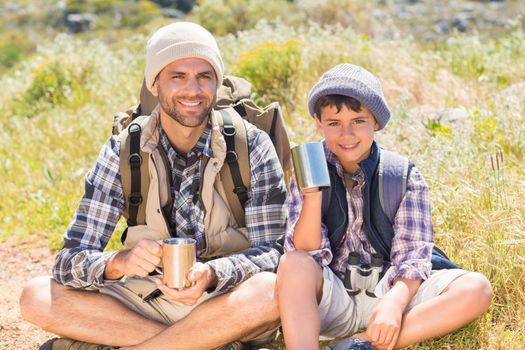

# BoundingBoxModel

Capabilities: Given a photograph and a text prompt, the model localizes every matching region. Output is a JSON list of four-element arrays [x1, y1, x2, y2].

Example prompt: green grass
[[1, 11, 524, 350]]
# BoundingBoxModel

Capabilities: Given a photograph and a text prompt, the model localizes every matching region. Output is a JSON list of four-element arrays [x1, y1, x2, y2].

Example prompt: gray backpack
[[322, 148, 410, 252]]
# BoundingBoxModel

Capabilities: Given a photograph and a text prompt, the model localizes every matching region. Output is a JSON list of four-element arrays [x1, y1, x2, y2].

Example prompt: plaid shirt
[[284, 141, 433, 288], [53, 116, 287, 292]]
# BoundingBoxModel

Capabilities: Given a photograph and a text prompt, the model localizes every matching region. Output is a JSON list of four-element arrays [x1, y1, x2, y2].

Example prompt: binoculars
[[343, 252, 384, 297]]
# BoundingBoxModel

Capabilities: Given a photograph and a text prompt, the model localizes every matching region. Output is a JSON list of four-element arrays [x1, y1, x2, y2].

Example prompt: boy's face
[[315, 103, 379, 174]]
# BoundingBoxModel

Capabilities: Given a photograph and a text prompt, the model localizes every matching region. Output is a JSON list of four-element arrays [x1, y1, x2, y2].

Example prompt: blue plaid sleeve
[[284, 176, 333, 266], [206, 126, 287, 293], [387, 166, 433, 286], [52, 136, 125, 290]]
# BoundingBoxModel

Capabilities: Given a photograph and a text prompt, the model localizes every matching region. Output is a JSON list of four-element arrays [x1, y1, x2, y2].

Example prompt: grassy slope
[[1, 16, 524, 350]]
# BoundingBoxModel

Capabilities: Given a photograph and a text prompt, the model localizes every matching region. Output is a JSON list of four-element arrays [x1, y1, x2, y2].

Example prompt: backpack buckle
[[128, 123, 141, 134], [222, 125, 236, 137], [129, 153, 142, 168], [225, 150, 238, 163], [233, 185, 247, 196], [128, 192, 143, 206]]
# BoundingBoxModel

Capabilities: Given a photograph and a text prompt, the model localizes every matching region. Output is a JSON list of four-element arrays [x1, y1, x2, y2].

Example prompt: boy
[[276, 64, 492, 350]]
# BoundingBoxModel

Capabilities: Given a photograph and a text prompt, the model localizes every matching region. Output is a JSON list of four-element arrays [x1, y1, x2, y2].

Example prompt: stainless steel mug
[[161, 237, 196, 289], [291, 142, 330, 191]]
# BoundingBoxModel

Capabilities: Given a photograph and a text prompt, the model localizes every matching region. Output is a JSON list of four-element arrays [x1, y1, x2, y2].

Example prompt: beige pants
[[318, 266, 468, 340], [100, 276, 279, 345], [100, 276, 213, 325]]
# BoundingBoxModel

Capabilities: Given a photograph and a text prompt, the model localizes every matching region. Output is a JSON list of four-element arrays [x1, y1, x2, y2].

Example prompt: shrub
[[234, 39, 302, 115], [296, 0, 374, 35], [65, 0, 162, 30], [189, 0, 294, 35], [0, 42, 23, 71], [0, 34, 35, 74], [24, 60, 75, 107]]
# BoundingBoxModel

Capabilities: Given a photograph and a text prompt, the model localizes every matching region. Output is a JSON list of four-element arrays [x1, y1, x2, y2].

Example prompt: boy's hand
[[155, 262, 217, 305], [301, 187, 322, 198], [366, 298, 404, 350]]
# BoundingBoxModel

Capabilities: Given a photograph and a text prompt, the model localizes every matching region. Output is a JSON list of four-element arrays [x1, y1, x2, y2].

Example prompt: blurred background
[[1, 1, 524, 349]]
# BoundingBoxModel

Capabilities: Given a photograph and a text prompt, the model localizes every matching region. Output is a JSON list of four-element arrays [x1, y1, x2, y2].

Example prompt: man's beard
[[157, 90, 214, 128]]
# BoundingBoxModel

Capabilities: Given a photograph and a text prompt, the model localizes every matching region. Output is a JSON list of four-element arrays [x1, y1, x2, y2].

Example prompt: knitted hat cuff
[[144, 22, 224, 93], [145, 41, 224, 90], [307, 64, 391, 130]]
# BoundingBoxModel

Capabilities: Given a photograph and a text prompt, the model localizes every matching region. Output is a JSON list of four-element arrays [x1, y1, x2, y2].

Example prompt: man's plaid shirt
[[284, 141, 433, 288], [53, 117, 287, 293]]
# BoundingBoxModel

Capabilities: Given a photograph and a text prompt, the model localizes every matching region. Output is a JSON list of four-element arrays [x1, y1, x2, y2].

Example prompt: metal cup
[[160, 237, 196, 289], [291, 142, 330, 191]]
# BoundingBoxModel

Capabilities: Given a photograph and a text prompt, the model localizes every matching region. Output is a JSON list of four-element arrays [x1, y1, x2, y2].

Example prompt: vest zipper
[[150, 151, 172, 235]]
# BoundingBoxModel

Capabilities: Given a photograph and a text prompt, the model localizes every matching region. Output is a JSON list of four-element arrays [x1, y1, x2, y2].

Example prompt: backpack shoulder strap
[[321, 178, 331, 222], [377, 149, 410, 223], [322, 162, 348, 252], [119, 122, 150, 226], [216, 108, 250, 228]]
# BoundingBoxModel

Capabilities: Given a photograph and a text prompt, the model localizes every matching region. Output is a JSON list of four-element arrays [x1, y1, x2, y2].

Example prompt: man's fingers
[[128, 241, 163, 268], [127, 264, 151, 278], [136, 259, 159, 274], [155, 279, 201, 305], [187, 268, 204, 282], [139, 239, 163, 256], [187, 262, 208, 282], [138, 252, 162, 269], [127, 247, 161, 271]]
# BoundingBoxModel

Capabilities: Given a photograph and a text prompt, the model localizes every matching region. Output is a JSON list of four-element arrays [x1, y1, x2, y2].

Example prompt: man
[[20, 22, 287, 350]]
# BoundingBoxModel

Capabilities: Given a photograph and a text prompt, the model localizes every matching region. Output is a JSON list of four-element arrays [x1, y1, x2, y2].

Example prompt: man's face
[[151, 58, 218, 128], [315, 103, 379, 174]]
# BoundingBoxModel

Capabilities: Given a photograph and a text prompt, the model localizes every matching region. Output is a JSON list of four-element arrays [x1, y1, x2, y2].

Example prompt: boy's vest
[[322, 141, 457, 270], [118, 107, 254, 258]]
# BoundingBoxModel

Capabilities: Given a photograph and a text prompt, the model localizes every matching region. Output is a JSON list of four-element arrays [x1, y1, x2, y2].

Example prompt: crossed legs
[[20, 272, 279, 350], [354, 270, 493, 349], [276, 250, 493, 350]]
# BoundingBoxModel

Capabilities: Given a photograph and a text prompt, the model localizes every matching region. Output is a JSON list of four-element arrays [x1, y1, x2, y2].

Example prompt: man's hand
[[366, 298, 404, 350], [104, 239, 163, 280], [155, 262, 217, 306]]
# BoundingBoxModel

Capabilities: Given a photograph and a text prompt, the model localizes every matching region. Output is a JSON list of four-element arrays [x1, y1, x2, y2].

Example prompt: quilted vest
[[322, 141, 457, 270]]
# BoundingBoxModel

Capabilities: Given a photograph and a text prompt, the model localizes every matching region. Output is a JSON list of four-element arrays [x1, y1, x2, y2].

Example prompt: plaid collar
[[322, 139, 367, 180], [159, 117, 213, 160]]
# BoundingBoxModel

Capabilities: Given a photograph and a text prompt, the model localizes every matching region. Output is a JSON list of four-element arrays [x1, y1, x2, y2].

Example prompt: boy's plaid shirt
[[284, 141, 433, 287], [53, 118, 287, 293]]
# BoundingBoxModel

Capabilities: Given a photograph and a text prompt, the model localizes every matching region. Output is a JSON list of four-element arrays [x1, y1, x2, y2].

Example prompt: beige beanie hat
[[144, 22, 224, 92]]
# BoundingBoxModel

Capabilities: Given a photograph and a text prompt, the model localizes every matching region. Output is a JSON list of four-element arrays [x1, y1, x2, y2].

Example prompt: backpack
[[113, 75, 292, 229], [321, 147, 457, 270], [321, 148, 409, 252]]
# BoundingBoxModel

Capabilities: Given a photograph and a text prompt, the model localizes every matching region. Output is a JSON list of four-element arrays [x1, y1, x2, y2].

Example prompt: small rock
[[453, 16, 469, 32]]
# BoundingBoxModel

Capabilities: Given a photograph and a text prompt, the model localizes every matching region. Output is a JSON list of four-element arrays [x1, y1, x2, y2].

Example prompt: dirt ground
[[0, 242, 55, 349]]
